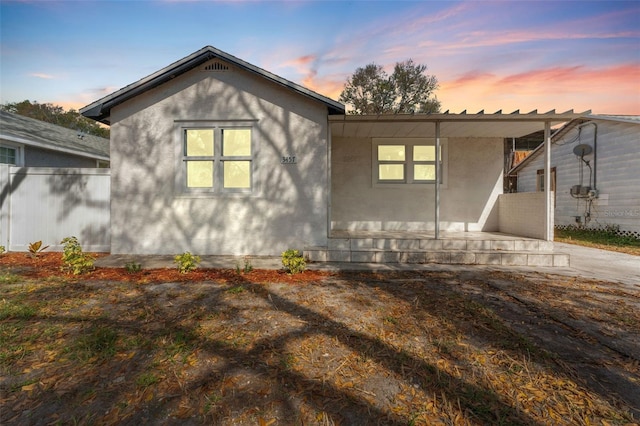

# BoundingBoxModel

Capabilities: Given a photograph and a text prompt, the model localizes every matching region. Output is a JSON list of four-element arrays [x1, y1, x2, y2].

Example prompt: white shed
[[511, 115, 640, 239]]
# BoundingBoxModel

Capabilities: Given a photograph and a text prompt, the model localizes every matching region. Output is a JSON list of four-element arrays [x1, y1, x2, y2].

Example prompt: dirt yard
[[1, 253, 638, 425]]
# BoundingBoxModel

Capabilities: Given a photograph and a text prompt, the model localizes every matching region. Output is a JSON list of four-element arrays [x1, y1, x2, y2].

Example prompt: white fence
[[0, 165, 110, 252]]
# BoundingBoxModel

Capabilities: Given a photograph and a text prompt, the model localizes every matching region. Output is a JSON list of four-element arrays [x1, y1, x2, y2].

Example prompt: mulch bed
[[0, 252, 330, 283]]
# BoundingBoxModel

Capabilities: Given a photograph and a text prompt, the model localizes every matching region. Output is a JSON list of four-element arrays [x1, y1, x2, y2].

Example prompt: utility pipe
[[578, 121, 598, 190]]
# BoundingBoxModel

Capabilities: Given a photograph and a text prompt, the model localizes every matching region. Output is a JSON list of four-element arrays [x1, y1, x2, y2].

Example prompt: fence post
[[0, 165, 10, 249]]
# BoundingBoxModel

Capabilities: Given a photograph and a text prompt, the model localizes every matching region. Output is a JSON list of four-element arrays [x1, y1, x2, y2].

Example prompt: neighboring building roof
[[81, 45, 346, 125], [0, 110, 110, 161], [508, 114, 640, 175]]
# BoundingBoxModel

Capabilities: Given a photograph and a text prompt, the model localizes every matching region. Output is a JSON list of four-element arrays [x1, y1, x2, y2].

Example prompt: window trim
[[372, 138, 447, 188], [175, 121, 256, 196]]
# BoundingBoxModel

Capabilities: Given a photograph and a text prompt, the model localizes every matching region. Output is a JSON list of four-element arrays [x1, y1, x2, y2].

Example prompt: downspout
[[578, 121, 597, 190], [435, 121, 441, 239]]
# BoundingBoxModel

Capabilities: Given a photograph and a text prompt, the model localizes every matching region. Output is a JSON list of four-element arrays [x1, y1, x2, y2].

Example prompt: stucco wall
[[331, 136, 503, 232], [109, 60, 330, 255], [498, 192, 551, 239], [517, 119, 640, 237]]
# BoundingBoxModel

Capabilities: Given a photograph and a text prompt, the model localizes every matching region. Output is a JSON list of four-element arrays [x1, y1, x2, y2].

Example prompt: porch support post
[[544, 121, 552, 241], [435, 121, 441, 239]]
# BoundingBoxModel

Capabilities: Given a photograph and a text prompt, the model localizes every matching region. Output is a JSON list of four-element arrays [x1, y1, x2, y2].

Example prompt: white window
[[181, 126, 253, 193], [373, 138, 446, 186], [0, 143, 23, 166]]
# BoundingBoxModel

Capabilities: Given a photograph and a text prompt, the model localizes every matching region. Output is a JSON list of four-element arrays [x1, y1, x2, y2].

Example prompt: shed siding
[[108, 60, 330, 255], [517, 119, 640, 237], [25, 146, 98, 168]]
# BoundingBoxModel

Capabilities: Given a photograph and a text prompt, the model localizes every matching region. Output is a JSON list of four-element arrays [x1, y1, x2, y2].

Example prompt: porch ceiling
[[329, 110, 590, 139]]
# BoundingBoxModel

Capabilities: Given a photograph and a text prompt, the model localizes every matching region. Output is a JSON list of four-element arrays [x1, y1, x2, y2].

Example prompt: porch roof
[[329, 110, 590, 139]]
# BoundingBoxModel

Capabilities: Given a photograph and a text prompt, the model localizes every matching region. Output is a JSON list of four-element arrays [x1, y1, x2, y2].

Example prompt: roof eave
[[80, 46, 345, 124], [329, 109, 591, 124]]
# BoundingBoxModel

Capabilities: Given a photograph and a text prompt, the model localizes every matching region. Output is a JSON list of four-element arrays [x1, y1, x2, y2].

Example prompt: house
[[510, 115, 640, 239], [81, 45, 586, 263], [0, 110, 110, 167]]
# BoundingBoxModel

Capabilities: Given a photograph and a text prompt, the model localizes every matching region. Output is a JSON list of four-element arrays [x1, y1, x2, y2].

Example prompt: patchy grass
[[0, 256, 638, 425], [555, 226, 640, 256]]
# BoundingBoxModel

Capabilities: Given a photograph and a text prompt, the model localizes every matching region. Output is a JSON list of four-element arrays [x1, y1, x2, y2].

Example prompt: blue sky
[[1, 0, 639, 115]]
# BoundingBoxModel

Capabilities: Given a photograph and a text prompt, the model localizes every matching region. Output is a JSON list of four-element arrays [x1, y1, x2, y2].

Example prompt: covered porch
[[307, 110, 588, 265]]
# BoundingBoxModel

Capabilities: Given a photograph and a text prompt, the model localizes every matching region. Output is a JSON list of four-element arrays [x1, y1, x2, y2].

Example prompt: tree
[[1, 100, 110, 138], [339, 59, 440, 114]]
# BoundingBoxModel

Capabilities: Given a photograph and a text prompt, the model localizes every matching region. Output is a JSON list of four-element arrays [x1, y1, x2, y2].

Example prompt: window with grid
[[374, 138, 445, 185], [183, 127, 252, 192], [0, 146, 17, 165]]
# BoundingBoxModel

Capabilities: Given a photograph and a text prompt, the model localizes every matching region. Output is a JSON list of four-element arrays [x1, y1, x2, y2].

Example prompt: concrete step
[[325, 237, 554, 252], [304, 248, 569, 267]]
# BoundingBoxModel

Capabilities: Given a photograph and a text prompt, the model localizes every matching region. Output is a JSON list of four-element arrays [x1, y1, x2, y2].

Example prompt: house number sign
[[281, 155, 297, 164]]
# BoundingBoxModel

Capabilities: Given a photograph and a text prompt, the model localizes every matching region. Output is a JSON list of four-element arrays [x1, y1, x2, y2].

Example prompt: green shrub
[[0, 246, 5, 254], [60, 237, 95, 275], [281, 249, 306, 274], [125, 262, 142, 273], [174, 252, 200, 274]]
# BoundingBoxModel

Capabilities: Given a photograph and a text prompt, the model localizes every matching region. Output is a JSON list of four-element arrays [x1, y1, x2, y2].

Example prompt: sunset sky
[[1, 0, 639, 116]]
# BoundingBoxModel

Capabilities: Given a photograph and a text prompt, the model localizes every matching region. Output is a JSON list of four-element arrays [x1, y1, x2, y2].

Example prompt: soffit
[[330, 110, 590, 139]]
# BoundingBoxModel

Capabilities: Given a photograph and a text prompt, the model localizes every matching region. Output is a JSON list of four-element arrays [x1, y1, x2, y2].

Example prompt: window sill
[[373, 182, 448, 190], [174, 190, 256, 199]]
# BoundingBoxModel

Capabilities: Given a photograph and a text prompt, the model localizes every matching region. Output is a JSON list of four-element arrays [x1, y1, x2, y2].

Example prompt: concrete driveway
[[551, 242, 639, 287]]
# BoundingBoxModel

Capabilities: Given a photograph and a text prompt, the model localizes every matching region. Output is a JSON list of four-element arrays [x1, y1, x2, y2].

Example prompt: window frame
[[176, 121, 255, 195], [536, 167, 556, 192], [372, 138, 447, 188], [0, 142, 24, 166]]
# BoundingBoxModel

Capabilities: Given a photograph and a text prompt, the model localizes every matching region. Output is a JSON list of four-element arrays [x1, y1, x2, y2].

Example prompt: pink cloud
[[30, 72, 55, 79], [438, 63, 640, 115]]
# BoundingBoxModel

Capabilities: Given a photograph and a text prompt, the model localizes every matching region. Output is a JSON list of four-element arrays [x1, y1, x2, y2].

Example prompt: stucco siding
[[108, 60, 330, 255], [517, 119, 640, 236], [331, 137, 503, 232]]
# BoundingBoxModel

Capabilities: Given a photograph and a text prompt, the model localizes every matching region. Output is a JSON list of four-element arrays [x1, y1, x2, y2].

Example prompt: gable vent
[[203, 60, 230, 72]]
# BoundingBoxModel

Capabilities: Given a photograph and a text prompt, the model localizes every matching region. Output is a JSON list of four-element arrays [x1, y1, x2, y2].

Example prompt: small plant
[[28, 240, 49, 258], [174, 251, 200, 274], [235, 257, 253, 274], [125, 261, 142, 273], [60, 236, 95, 275], [281, 249, 306, 274], [0, 245, 5, 254]]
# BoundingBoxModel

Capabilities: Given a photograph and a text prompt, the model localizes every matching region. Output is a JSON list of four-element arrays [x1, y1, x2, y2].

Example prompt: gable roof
[[508, 114, 640, 175], [80, 46, 345, 125], [0, 110, 110, 161]]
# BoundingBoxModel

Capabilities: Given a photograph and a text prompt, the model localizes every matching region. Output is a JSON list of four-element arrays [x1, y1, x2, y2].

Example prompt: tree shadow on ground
[[2, 268, 636, 425]]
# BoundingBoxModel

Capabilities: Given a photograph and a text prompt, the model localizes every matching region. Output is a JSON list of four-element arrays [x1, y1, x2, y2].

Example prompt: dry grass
[[1, 256, 638, 425]]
